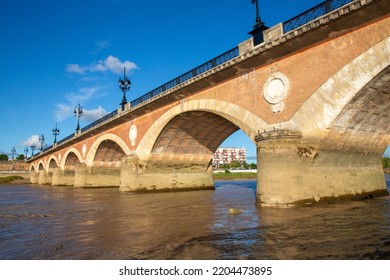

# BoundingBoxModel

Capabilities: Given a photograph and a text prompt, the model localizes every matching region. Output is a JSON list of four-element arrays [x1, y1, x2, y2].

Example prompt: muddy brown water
[[0, 175, 389, 259]]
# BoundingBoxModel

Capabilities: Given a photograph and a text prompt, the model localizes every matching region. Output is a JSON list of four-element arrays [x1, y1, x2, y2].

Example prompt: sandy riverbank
[[0, 176, 30, 185]]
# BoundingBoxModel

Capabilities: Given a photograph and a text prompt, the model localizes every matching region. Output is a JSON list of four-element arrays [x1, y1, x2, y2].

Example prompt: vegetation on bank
[[0, 176, 25, 184], [217, 162, 257, 170], [383, 157, 390, 168], [0, 154, 25, 161], [213, 171, 257, 180]]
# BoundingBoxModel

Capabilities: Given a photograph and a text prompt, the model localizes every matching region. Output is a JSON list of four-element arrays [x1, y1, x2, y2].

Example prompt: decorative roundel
[[129, 124, 137, 146], [82, 144, 87, 158], [263, 72, 289, 105]]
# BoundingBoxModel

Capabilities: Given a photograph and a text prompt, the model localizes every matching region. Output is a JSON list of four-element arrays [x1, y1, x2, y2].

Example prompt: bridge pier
[[30, 170, 38, 184], [120, 155, 214, 192], [60, 168, 76, 186], [74, 164, 121, 188], [51, 168, 64, 186], [255, 130, 389, 207], [74, 164, 87, 187], [38, 170, 52, 185]]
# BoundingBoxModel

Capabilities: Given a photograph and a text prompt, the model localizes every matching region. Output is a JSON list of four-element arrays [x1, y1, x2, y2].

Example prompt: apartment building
[[212, 147, 246, 168]]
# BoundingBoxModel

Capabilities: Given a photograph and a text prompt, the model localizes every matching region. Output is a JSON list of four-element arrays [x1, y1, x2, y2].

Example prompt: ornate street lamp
[[52, 123, 60, 144], [11, 147, 16, 160], [249, 0, 267, 46], [74, 104, 83, 132], [39, 134, 45, 152], [24, 147, 29, 158], [251, 0, 263, 24], [118, 66, 131, 111], [30, 143, 36, 157]]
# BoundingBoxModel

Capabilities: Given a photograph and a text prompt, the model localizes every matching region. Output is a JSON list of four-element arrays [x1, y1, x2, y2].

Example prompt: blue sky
[[0, 0, 388, 160]]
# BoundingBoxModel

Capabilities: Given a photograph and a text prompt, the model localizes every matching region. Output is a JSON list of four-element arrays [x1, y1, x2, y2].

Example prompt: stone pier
[[255, 130, 389, 207], [74, 164, 121, 188], [120, 155, 214, 192]]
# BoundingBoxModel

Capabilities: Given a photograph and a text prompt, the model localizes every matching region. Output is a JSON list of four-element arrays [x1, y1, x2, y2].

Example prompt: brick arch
[[136, 100, 270, 161], [29, 164, 36, 171], [151, 111, 240, 160], [37, 161, 45, 171], [61, 148, 83, 169], [85, 133, 131, 166], [47, 156, 59, 171], [289, 36, 390, 136]]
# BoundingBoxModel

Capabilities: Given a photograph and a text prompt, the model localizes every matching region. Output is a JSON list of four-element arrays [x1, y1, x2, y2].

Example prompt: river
[[0, 175, 389, 260]]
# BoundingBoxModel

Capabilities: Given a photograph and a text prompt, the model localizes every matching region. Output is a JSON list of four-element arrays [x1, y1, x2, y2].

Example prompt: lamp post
[[251, 0, 263, 24], [52, 123, 60, 144], [39, 134, 45, 152], [24, 147, 29, 159], [118, 66, 131, 111], [11, 147, 16, 160], [30, 143, 36, 157], [249, 0, 267, 46], [74, 104, 83, 132]]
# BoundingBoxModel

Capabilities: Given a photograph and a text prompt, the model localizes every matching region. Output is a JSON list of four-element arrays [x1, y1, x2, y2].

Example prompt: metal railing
[[57, 133, 74, 145], [283, 0, 355, 33], [81, 109, 118, 133], [131, 47, 239, 107]]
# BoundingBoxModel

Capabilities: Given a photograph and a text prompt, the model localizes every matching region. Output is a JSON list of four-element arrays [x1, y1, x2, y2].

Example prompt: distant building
[[212, 147, 246, 168]]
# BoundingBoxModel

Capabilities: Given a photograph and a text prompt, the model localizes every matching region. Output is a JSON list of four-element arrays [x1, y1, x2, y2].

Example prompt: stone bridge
[[28, 0, 390, 207]]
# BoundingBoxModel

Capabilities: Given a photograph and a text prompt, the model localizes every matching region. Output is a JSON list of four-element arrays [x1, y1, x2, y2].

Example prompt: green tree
[[0, 154, 9, 161], [16, 154, 25, 160], [383, 157, 390, 168], [242, 161, 250, 170], [230, 161, 241, 169], [250, 163, 257, 169]]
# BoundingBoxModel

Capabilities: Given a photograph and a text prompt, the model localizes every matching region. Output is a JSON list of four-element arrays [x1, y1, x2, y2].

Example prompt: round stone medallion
[[263, 72, 289, 112], [82, 144, 87, 158], [129, 124, 137, 146]]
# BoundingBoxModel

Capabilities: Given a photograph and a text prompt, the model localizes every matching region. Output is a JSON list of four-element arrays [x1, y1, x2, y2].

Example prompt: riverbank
[[0, 176, 30, 185], [213, 171, 257, 180]]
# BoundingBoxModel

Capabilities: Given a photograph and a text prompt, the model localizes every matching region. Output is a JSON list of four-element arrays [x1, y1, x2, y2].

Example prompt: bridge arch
[[290, 36, 390, 138], [29, 164, 36, 172], [61, 148, 83, 170], [136, 99, 270, 161], [37, 160, 45, 171], [47, 156, 59, 171], [85, 133, 131, 166]]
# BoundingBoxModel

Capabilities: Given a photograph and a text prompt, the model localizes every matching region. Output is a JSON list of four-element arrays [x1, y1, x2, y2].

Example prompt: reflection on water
[[0, 175, 389, 260]]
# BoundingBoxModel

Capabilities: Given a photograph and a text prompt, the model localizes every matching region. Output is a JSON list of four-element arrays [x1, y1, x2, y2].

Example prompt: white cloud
[[53, 84, 110, 122], [54, 103, 108, 123], [82, 106, 108, 122], [103, 55, 138, 74], [22, 135, 43, 150], [65, 55, 137, 75], [54, 103, 73, 122], [65, 64, 85, 74], [65, 85, 108, 104]]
